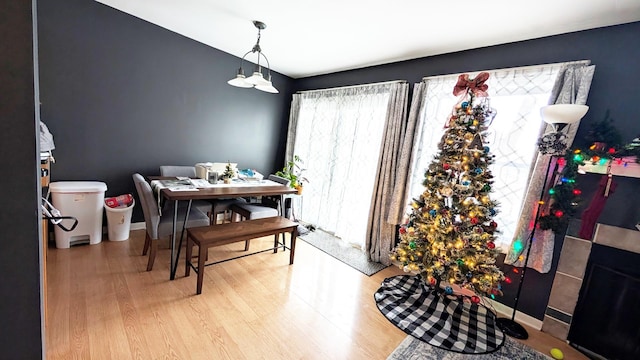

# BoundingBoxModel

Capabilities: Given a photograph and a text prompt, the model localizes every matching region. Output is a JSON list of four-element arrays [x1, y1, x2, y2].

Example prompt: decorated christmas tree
[[390, 72, 504, 299]]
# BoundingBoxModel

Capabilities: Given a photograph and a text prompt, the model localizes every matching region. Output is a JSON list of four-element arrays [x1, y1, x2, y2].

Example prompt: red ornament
[[470, 217, 478, 224], [608, 148, 616, 154], [554, 210, 564, 217], [443, 163, 450, 170], [490, 221, 497, 228], [487, 241, 496, 249], [429, 277, 437, 286], [399, 227, 407, 234], [471, 296, 480, 304], [504, 277, 512, 284]]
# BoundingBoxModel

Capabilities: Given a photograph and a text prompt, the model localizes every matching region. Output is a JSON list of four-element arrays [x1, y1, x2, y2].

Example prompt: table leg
[[171, 199, 192, 280], [280, 194, 287, 250], [196, 243, 206, 295], [185, 233, 192, 277], [170, 200, 179, 280], [273, 233, 278, 253], [289, 228, 298, 265]]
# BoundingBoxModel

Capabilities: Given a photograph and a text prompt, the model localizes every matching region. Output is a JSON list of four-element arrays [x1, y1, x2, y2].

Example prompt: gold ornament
[[464, 133, 474, 142], [440, 187, 453, 197]]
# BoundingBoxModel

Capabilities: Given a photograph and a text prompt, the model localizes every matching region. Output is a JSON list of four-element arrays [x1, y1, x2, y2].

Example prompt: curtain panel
[[387, 83, 428, 226], [505, 62, 595, 273], [366, 83, 410, 264], [285, 95, 301, 163], [288, 81, 408, 252]]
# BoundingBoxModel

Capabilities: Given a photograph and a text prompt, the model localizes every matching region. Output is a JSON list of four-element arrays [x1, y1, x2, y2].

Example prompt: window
[[291, 84, 395, 248], [407, 65, 563, 251]]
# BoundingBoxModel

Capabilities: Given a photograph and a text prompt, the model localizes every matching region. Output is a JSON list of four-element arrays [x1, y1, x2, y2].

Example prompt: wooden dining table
[[148, 177, 297, 280]]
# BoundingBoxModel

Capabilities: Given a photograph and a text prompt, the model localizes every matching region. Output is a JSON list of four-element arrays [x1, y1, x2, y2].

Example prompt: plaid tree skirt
[[375, 275, 505, 354]]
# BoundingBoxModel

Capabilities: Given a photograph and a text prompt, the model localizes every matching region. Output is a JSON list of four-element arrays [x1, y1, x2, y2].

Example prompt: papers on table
[[150, 179, 198, 191], [189, 178, 284, 188], [238, 169, 264, 181], [152, 178, 285, 192], [150, 179, 198, 215], [210, 179, 282, 187], [188, 178, 215, 188], [149, 177, 289, 216]]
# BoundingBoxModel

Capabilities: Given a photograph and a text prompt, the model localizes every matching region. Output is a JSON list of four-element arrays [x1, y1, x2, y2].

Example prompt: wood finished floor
[[45, 229, 587, 359]]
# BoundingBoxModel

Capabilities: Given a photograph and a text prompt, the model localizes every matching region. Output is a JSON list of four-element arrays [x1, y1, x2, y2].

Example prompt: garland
[[539, 114, 639, 233], [538, 151, 584, 232]]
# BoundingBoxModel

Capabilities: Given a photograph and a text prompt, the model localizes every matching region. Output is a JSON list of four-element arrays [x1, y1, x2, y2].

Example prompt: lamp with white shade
[[497, 103, 589, 340], [537, 104, 589, 155], [227, 21, 279, 94]]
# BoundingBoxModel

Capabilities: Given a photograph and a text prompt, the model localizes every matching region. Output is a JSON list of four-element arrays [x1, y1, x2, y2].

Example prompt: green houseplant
[[276, 155, 308, 194]]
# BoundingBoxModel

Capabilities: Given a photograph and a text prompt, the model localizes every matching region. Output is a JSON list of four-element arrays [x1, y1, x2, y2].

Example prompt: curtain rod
[[296, 80, 407, 94], [421, 60, 591, 82]]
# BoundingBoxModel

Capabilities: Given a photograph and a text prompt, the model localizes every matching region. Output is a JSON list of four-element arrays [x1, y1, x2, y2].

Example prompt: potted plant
[[221, 161, 235, 184], [276, 155, 309, 194]]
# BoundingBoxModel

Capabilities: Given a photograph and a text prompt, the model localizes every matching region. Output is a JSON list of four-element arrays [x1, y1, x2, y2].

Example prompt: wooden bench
[[185, 216, 299, 294]]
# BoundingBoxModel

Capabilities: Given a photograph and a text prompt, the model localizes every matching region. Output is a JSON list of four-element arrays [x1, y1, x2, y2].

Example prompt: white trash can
[[49, 181, 107, 249], [104, 199, 135, 241]]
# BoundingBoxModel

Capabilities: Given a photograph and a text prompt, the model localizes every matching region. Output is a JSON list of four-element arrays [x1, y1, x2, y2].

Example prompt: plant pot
[[295, 185, 303, 195], [223, 178, 232, 184]]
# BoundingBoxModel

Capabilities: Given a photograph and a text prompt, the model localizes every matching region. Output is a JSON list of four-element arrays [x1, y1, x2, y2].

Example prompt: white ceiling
[[96, 0, 640, 79]]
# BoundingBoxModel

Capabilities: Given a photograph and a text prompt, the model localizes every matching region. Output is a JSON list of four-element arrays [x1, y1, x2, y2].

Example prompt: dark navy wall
[[37, 0, 295, 223], [295, 22, 640, 320], [0, 0, 44, 357]]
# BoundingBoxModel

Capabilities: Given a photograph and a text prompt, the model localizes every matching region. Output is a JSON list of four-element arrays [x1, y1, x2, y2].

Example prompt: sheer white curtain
[[404, 63, 568, 251], [288, 83, 401, 248]]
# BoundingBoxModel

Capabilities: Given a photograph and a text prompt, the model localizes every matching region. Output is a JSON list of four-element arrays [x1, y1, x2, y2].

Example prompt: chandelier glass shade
[[538, 104, 589, 155], [541, 104, 589, 131], [227, 21, 279, 94]]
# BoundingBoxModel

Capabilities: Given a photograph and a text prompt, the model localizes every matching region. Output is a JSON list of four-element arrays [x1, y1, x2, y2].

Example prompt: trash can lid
[[49, 181, 108, 193]]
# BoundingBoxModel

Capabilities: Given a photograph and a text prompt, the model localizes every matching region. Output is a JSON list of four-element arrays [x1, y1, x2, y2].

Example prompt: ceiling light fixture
[[227, 20, 278, 94]]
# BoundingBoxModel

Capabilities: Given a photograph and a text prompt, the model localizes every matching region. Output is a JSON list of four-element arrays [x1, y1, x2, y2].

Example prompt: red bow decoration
[[452, 72, 490, 97]]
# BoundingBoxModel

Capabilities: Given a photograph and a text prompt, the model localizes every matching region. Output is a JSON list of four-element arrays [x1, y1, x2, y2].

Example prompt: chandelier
[[227, 20, 278, 94]]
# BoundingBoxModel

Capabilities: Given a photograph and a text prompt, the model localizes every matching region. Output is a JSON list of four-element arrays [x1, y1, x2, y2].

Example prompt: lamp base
[[495, 317, 529, 339]]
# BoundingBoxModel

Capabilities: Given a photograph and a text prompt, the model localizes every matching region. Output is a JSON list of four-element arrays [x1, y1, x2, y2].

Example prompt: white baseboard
[[130, 221, 146, 231], [101, 221, 146, 234], [486, 298, 543, 330]]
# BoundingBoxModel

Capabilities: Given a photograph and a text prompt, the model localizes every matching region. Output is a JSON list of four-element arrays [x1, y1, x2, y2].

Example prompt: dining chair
[[264, 174, 291, 216], [228, 174, 289, 250], [159, 165, 196, 178], [159, 165, 213, 221], [132, 173, 210, 271], [230, 174, 289, 221], [210, 198, 246, 224]]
